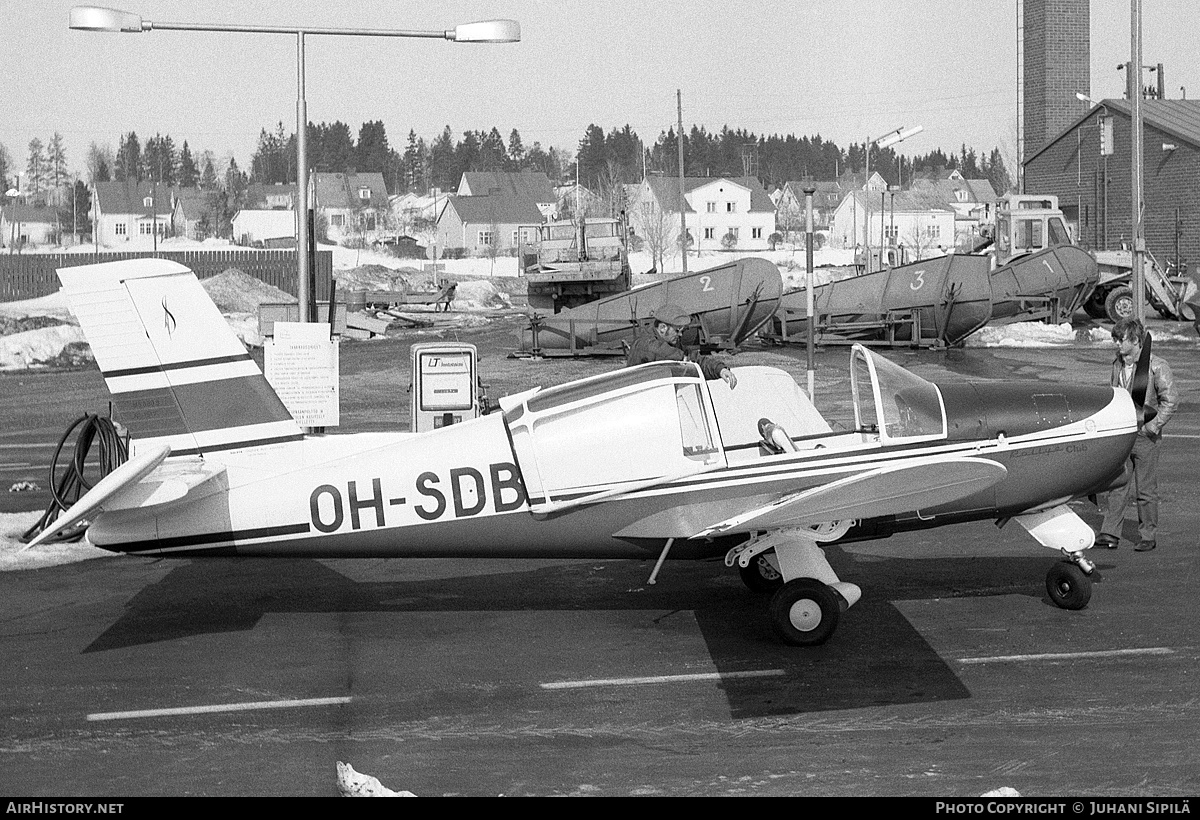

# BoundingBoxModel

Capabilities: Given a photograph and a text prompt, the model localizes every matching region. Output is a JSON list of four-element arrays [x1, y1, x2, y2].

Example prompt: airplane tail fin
[[57, 259, 304, 456]]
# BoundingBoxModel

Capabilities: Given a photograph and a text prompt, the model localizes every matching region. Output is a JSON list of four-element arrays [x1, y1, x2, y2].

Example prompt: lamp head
[[69, 6, 146, 33], [450, 19, 520, 43]]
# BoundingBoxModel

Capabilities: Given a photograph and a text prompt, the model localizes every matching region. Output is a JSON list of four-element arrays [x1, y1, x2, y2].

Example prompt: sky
[[2, 0, 1199, 180]]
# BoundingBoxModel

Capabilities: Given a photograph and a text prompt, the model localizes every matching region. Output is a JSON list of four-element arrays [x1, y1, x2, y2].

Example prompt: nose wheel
[[1045, 562, 1092, 610]]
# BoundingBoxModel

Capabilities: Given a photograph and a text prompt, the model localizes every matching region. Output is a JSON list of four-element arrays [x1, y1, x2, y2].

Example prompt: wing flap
[[689, 455, 1008, 538]]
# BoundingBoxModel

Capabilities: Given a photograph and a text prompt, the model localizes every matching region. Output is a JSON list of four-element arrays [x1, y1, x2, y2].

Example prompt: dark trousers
[[1101, 430, 1161, 543]]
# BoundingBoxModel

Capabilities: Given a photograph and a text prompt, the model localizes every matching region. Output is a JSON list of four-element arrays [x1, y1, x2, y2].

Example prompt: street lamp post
[[69, 6, 520, 322], [1129, 0, 1146, 323], [863, 125, 922, 270]]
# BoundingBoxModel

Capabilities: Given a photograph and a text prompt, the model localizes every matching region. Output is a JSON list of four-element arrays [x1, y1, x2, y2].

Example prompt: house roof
[[842, 189, 954, 213], [909, 177, 999, 205], [781, 180, 845, 209], [642, 175, 776, 213], [93, 180, 176, 216], [1025, 98, 1200, 165], [1, 203, 60, 225], [459, 171, 556, 204], [245, 182, 297, 209], [444, 194, 543, 226], [173, 188, 211, 220], [313, 172, 388, 210]]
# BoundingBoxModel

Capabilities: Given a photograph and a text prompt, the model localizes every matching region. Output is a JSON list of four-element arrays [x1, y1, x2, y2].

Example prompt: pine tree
[[114, 132, 141, 182], [178, 141, 199, 188], [25, 138, 45, 195], [507, 129, 525, 170]]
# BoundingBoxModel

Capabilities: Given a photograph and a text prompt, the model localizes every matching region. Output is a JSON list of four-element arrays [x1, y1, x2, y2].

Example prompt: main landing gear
[[726, 524, 861, 646]]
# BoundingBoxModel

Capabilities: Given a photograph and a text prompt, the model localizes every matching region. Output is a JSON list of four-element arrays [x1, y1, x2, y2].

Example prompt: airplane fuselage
[[86, 380, 1134, 561]]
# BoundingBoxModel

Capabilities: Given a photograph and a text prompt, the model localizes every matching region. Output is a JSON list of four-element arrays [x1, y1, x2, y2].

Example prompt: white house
[[312, 172, 390, 245], [436, 193, 542, 254], [232, 209, 297, 246], [830, 189, 956, 255], [458, 171, 557, 220], [629, 175, 776, 254], [229, 183, 298, 246], [92, 180, 174, 246], [0, 203, 61, 248], [909, 170, 1000, 249]]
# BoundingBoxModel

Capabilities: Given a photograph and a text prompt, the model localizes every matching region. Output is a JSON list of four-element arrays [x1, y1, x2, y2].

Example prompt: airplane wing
[[689, 455, 1007, 538], [614, 454, 1007, 540]]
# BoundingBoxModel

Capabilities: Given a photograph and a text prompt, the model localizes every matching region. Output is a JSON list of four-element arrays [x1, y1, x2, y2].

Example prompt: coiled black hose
[[22, 414, 128, 544]]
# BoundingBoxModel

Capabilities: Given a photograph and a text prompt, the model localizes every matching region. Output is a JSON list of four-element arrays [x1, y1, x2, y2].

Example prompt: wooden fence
[[0, 249, 333, 302]]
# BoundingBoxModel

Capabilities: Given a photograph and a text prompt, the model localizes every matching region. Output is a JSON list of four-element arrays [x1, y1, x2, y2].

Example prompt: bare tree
[[631, 199, 676, 273], [595, 158, 628, 219]]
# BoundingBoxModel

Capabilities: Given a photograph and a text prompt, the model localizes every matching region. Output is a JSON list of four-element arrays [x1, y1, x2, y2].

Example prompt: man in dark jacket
[[626, 303, 737, 389], [1095, 319, 1179, 552]]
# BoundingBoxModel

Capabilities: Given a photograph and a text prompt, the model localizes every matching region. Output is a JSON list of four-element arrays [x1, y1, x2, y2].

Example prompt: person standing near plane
[[1095, 318, 1178, 552], [626, 303, 738, 389]]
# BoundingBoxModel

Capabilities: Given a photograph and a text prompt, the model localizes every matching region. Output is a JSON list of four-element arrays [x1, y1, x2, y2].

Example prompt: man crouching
[[626, 303, 738, 389]]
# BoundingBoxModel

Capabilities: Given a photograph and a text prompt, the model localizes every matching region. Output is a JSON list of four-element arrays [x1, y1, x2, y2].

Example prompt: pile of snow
[[0, 325, 88, 370], [201, 268, 295, 313], [335, 265, 424, 292], [451, 279, 511, 310]]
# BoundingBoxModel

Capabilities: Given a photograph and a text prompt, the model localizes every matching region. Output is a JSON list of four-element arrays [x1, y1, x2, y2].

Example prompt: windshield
[[851, 346, 946, 442]]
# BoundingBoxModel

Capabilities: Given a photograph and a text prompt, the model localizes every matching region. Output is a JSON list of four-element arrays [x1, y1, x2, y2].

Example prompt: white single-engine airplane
[[31, 259, 1138, 645]]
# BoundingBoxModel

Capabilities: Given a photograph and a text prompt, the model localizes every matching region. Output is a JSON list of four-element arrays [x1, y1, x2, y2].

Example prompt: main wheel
[[1046, 563, 1092, 610], [769, 579, 841, 646], [1104, 286, 1135, 323], [739, 552, 783, 592]]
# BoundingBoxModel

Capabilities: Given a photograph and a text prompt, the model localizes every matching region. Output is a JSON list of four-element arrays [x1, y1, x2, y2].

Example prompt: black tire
[[769, 578, 841, 646], [1104, 287, 1135, 323], [739, 552, 784, 593], [1045, 563, 1092, 610], [1083, 290, 1108, 319]]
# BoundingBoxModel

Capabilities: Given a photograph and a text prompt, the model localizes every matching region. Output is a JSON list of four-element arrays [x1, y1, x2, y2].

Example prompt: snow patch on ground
[[0, 513, 113, 571]]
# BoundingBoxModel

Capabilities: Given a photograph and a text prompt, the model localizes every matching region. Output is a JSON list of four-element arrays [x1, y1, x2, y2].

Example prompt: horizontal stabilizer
[[23, 444, 171, 550], [105, 456, 227, 512], [689, 455, 1008, 538]]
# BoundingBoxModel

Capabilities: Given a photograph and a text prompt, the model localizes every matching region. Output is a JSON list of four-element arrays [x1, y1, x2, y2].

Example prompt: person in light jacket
[[1094, 319, 1179, 552]]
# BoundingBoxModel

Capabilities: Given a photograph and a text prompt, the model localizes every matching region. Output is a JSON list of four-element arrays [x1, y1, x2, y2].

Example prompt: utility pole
[[677, 89, 687, 275], [1130, 0, 1146, 323]]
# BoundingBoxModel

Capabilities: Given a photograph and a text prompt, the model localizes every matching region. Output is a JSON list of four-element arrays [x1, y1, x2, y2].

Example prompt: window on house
[[925, 225, 941, 239], [512, 230, 520, 245], [478, 229, 494, 247], [707, 202, 717, 213], [358, 187, 371, 201], [885, 226, 898, 240], [752, 227, 763, 239], [955, 190, 968, 202], [729, 227, 739, 239], [331, 214, 345, 227], [726, 202, 735, 213], [704, 227, 715, 240], [143, 197, 153, 207], [115, 223, 127, 236], [365, 214, 376, 231]]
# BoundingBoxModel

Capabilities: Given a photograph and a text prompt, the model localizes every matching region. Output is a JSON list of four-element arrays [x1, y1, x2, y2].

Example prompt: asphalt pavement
[[0, 337, 1197, 797]]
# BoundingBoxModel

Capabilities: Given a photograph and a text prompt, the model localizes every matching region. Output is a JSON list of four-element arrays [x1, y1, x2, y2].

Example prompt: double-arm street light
[[69, 6, 520, 322], [863, 125, 922, 263]]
